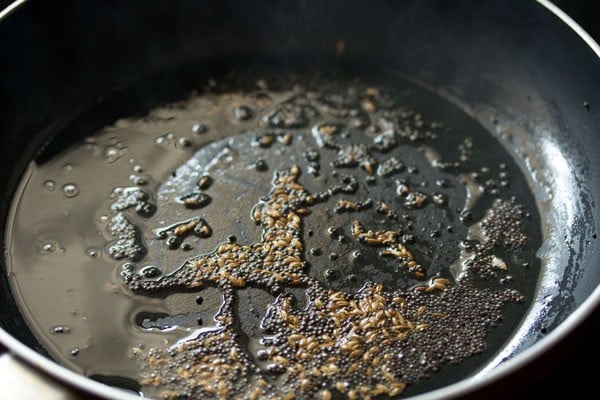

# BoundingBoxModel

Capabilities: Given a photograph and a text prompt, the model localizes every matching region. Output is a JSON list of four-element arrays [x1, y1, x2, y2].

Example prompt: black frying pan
[[0, 1, 598, 399]]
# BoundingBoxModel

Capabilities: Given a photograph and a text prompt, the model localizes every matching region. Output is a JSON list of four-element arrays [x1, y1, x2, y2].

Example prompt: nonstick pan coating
[[0, 1, 598, 399]]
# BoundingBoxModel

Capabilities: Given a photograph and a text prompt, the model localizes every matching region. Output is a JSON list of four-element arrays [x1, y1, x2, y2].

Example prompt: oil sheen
[[5, 71, 542, 399]]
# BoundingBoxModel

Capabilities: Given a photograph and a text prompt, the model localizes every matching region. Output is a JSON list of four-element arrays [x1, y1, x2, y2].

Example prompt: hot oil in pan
[[5, 72, 541, 399]]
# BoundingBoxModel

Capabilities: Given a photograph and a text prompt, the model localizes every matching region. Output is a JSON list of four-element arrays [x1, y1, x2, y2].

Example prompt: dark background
[[0, 1, 597, 399], [553, 0, 600, 42]]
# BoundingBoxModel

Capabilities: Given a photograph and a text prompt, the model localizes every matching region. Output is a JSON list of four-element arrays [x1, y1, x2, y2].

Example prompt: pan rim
[[0, 0, 598, 399], [536, 0, 600, 58]]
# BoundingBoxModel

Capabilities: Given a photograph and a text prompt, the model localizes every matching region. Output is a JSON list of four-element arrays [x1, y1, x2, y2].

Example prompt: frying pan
[[0, 0, 598, 398]]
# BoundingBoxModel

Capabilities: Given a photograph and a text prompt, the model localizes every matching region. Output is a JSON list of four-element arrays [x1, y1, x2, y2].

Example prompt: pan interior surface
[[0, 1, 598, 400], [5, 65, 543, 398]]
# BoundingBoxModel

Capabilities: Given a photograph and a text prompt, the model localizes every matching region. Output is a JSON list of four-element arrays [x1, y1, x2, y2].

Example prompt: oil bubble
[[44, 180, 56, 192], [86, 248, 99, 258], [351, 250, 362, 259], [51, 325, 70, 334], [327, 226, 341, 238], [129, 174, 148, 186], [176, 137, 192, 149], [324, 268, 339, 280], [234, 105, 253, 120], [120, 262, 135, 277], [192, 123, 207, 134], [40, 242, 56, 253], [104, 146, 127, 163], [62, 183, 80, 198], [166, 236, 179, 249], [310, 248, 322, 256], [155, 135, 169, 145], [255, 159, 268, 171], [139, 266, 162, 278]]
